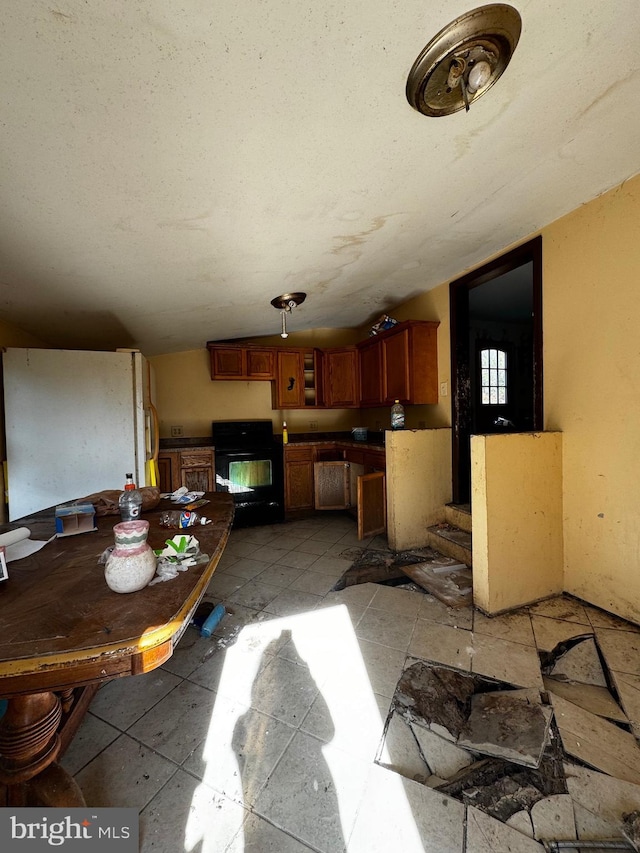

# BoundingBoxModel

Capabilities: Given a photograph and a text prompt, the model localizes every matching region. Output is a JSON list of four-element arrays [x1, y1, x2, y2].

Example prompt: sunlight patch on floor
[[184, 604, 425, 852]]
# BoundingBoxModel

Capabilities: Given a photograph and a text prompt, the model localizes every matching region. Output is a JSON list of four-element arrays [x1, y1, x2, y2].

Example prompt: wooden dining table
[[0, 492, 234, 807]]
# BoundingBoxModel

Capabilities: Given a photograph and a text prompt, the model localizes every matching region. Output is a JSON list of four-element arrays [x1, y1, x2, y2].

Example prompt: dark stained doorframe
[[449, 236, 544, 505]]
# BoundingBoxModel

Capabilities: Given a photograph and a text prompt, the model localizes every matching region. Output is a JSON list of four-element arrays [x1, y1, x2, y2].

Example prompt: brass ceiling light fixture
[[406, 4, 521, 117], [270, 292, 306, 339]]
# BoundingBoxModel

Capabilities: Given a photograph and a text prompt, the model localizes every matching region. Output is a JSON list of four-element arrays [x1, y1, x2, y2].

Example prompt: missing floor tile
[[332, 547, 436, 591], [381, 660, 568, 828], [332, 546, 472, 609], [379, 627, 640, 847]]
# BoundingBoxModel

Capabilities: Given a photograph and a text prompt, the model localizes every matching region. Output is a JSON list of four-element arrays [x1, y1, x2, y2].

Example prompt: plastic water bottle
[[391, 399, 405, 430], [119, 473, 143, 521]]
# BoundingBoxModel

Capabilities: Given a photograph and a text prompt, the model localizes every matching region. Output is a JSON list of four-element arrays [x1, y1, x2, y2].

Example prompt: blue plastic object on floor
[[200, 603, 226, 638]]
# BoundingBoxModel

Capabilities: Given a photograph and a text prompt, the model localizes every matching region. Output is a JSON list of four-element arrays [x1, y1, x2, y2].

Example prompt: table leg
[[0, 691, 85, 806]]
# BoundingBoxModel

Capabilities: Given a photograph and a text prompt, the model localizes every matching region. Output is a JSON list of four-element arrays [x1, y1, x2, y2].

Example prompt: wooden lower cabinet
[[314, 461, 351, 510], [357, 472, 386, 539], [157, 452, 178, 493], [285, 441, 386, 539], [283, 446, 315, 511], [158, 447, 215, 493], [314, 458, 386, 539]]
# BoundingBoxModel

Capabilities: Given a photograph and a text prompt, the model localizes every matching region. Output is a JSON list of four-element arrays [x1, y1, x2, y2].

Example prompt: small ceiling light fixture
[[406, 4, 521, 117], [270, 292, 306, 339]]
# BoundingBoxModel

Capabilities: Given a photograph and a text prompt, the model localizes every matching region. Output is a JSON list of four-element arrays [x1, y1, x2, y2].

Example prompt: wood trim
[[450, 236, 543, 503]]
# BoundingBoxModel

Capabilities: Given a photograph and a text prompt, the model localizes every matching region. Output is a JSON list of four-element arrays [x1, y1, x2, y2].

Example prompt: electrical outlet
[[170, 425, 183, 437], [440, 382, 448, 397], [309, 421, 318, 431]]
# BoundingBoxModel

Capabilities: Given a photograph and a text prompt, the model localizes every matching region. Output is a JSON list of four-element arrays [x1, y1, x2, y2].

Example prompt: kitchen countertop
[[159, 437, 214, 449], [160, 430, 386, 451], [284, 435, 386, 451]]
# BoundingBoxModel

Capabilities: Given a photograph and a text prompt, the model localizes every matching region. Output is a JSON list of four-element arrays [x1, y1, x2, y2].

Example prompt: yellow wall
[[543, 174, 640, 624], [471, 432, 564, 615], [0, 318, 50, 349], [379, 174, 640, 623], [386, 428, 452, 551]]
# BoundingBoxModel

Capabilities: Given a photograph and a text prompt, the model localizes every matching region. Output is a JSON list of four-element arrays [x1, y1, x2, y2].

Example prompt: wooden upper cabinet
[[245, 348, 275, 379], [358, 339, 383, 406], [323, 347, 359, 408], [207, 318, 438, 407], [358, 320, 439, 405], [209, 345, 244, 378], [274, 350, 306, 408], [207, 344, 275, 380], [401, 320, 439, 404], [382, 328, 411, 402]]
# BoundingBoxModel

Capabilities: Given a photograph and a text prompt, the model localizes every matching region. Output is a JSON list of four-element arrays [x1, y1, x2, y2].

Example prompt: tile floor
[[61, 513, 640, 852]]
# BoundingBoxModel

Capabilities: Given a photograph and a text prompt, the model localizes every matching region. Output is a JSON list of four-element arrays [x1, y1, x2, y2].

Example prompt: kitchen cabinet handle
[[287, 376, 296, 391]]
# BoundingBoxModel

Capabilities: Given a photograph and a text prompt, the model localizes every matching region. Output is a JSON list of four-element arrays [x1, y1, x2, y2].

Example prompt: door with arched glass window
[[450, 236, 543, 504], [474, 342, 517, 433]]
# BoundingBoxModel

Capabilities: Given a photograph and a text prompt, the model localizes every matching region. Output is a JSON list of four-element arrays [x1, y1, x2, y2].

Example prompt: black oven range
[[212, 420, 284, 528]]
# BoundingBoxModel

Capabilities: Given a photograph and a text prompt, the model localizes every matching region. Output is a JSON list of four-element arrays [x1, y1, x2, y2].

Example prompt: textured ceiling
[[1, 1, 639, 355]]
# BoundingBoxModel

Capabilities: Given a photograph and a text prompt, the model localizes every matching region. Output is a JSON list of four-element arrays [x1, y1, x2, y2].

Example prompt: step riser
[[426, 530, 472, 567], [444, 504, 472, 533]]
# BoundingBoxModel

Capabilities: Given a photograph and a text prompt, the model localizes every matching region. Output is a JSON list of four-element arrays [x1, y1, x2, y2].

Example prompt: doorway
[[450, 237, 543, 504]]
